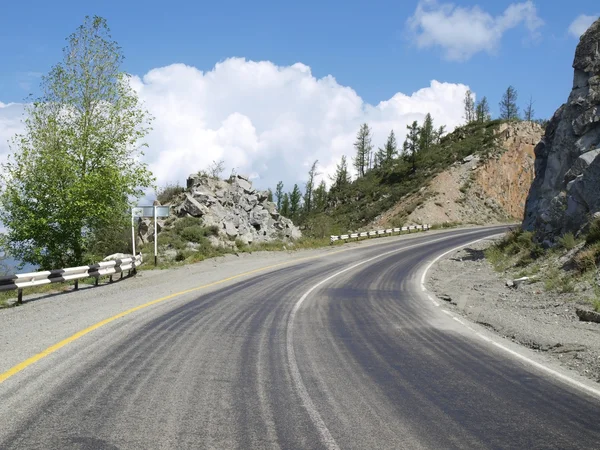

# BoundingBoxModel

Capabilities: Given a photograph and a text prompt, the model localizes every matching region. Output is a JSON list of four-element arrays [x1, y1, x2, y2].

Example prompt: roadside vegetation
[[485, 223, 600, 312]]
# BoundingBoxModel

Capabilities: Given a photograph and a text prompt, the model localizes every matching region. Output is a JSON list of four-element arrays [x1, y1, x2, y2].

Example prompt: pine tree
[[404, 121, 420, 173], [499, 85, 520, 121], [434, 125, 447, 144], [289, 184, 302, 219], [464, 90, 476, 124], [280, 193, 290, 217], [267, 188, 273, 202], [375, 130, 398, 169], [313, 180, 328, 212], [275, 181, 284, 210], [303, 160, 319, 214], [352, 123, 373, 178], [475, 96, 491, 122], [524, 96, 535, 122], [419, 113, 435, 153], [331, 155, 350, 191]]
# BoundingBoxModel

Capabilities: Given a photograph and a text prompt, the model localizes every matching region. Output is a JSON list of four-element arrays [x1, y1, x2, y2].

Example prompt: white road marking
[[419, 232, 600, 401], [286, 230, 488, 449]]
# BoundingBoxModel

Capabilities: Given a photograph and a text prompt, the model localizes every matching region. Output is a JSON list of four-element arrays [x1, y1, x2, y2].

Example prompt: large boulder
[[523, 18, 600, 240], [162, 173, 301, 249]]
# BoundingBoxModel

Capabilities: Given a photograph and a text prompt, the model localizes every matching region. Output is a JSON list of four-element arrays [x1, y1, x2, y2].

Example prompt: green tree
[[267, 188, 274, 203], [404, 120, 420, 173], [419, 113, 435, 153], [289, 184, 302, 219], [313, 180, 328, 212], [464, 90, 475, 123], [352, 123, 373, 177], [475, 96, 491, 123], [375, 129, 398, 169], [524, 96, 535, 122], [280, 193, 290, 217], [303, 160, 319, 214], [499, 85, 520, 121], [0, 16, 154, 269], [275, 181, 284, 210], [434, 125, 447, 144], [331, 155, 350, 191]]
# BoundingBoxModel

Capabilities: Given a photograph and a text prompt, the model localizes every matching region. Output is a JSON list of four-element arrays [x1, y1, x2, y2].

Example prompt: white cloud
[[568, 14, 598, 38], [406, 0, 543, 61], [0, 58, 469, 195]]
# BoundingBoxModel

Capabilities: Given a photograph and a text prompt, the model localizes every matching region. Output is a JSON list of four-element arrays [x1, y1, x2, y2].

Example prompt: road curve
[[1, 226, 599, 449]]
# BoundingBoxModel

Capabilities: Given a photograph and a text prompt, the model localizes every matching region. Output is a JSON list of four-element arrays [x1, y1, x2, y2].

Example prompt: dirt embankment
[[373, 122, 543, 228], [427, 238, 600, 384]]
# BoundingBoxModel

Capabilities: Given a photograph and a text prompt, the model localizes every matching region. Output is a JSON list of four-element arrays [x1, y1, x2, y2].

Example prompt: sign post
[[132, 205, 170, 267]]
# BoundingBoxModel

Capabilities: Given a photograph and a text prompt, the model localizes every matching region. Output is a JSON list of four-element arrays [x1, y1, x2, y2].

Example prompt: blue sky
[[0, 0, 596, 117], [0, 1, 599, 192]]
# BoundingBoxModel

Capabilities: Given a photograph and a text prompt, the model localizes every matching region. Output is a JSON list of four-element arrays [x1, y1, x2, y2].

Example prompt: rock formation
[[523, 18, 600, 241], [139, 174, 301, 247]]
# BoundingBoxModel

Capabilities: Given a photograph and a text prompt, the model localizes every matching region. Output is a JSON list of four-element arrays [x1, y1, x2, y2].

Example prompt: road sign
[[132, 206, 170, 218], [131, 205, 171, 265]]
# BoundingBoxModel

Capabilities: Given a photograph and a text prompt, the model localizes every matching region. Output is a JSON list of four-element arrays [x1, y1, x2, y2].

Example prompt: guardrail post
[[94, 277, 99, 287], [17, 289, 23, 305], [74, 280, 79, 291]]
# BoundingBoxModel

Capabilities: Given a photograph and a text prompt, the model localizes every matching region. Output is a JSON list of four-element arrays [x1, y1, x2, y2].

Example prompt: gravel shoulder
[[427, 237, 600, 384]]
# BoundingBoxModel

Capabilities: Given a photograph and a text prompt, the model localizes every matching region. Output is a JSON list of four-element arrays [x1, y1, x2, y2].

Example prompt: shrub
[[593, 299, 600, 313], [156, 183, 184, 205], [173, 217, 204, 232], [586, 218, 600, 245], [573, 245, 599, 273], [180, 226, 209, 244], [558, 232, 576, 250]]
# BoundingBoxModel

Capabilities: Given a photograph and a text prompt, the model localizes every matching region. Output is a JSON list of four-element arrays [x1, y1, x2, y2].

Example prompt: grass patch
[[558, 232, 577, 250]]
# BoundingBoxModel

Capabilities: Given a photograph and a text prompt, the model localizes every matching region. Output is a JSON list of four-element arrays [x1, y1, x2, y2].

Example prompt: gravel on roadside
[[427, 237, 600, 384]]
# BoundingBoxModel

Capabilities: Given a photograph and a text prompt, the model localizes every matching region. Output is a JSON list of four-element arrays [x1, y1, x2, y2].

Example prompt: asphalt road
[[1, 226, 599, 449]]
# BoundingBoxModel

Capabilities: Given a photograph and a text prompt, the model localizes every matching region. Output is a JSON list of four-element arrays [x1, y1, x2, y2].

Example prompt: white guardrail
[[0, 254, 143, 304], [330, 224, 431, 244]]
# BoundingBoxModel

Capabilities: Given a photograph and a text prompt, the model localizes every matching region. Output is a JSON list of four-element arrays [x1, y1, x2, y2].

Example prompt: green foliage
[[543, 267, 574, 293], [156, 183, 185, 205], [463, 90, 475, 123], [375, 130, 398, 169], [353, 123, 373, 177], [499, 85, 520, 121], [303, 160, 319, 214], [0, 16, 154, 270], [280, 193, 290, 217], [586, 218, 600, 245], [475, 97, 491, 123], [289, 184, 302, 219], [573, 244, 600, 274], [275, 181, 284, 210], [593, 299, 600, 313], [179, 226, 210, 244], [558, 233, 577, 250]]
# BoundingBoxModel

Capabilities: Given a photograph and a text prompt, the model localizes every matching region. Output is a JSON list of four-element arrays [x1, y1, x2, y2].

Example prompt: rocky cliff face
[[373, 121, 543, 228], [523, 18, 600, 241], [140, 174, 301, 248]]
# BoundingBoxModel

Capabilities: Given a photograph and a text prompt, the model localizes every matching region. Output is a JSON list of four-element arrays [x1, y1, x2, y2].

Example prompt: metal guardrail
[[0, 254, 143, 304], [330, 224, 430, 244]]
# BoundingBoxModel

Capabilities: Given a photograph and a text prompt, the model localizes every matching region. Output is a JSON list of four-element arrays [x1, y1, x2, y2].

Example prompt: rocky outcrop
[[372, 121, 543, 228], [140, 174, 301, 247], [523, 18, 600, 241]]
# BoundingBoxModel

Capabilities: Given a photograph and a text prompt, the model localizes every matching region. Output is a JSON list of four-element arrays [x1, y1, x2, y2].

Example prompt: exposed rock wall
[[140, 174, 301, 247], [523, 18, 600, 240], [475, 122, 540, 218]]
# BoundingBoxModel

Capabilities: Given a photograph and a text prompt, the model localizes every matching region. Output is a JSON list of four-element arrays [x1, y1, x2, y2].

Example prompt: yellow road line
[[0, 247, 354, 384]]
